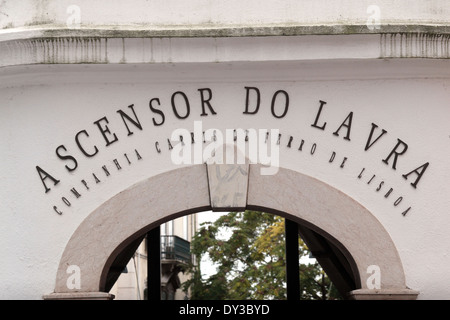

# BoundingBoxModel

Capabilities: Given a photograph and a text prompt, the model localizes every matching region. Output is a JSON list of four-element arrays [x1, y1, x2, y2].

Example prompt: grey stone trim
[[50, 165, 415, 299], [43, 292, 115, 300], [349, 289, 419, 300]]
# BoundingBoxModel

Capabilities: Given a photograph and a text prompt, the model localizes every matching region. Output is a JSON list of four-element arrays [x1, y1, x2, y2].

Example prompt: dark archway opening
[[105, 210, 357, 300]]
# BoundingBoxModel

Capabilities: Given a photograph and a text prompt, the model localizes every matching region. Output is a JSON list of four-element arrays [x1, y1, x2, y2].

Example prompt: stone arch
[[46, 164, 418, 300]]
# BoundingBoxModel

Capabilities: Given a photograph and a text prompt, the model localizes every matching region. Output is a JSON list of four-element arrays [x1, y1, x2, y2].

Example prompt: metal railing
[[161, 235, 191, 264]]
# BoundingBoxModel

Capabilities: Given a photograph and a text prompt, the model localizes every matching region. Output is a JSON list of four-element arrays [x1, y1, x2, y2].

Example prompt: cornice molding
[[0, 25, 449, 68]]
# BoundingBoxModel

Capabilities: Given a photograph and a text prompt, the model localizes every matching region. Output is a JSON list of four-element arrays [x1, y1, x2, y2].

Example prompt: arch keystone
[[206, 144, 250, 211], [206, 162, 249, 211]]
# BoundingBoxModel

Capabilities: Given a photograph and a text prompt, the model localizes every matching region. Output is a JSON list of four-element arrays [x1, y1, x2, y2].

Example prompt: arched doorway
[[106, 210, 356, 300], [45, 164, 418, 300]]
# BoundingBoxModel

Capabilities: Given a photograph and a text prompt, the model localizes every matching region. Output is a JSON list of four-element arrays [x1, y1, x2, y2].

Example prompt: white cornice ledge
[[1, 23, 449, 40], [0, 25, 449, 68]]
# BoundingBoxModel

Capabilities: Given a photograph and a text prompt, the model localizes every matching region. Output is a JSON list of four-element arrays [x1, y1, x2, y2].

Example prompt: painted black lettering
[[376, 181, 384, 191], [117, 104, 142, 136], [402, 162, 429, 189], [271, 90, 289, 118], [56, 145, 78, 172], [287, 136, 293, 148], [113, 159, 122, 170], [36, 166, 60, 193], [62, 197, 71, 206], [329, 151, 336, 163], [382, 139, 408, 170], [394, 197, 403, 206], [75, 130, 99, 157], [243, 87, 260, 115], [94, 117, 119, 147], [365, 123, 387, 151], [384, 188, 393, 198], [149, 98, 165, 126], [102, 165, 110, 177], [124, 153, 131, 165], [358, 167, 365, 179], [53, 206, 63, 215], [171, 91, 190, 119], [93, 173, 101, 184], [70, 187, 81, 198], [333, 112, 353, 141], [311, 100, 327, 130], [135, 149, 142, 160], [340, 157, 347, 168], [198, 88, 217, 116], [310, 143, 316, 155], [298, 139, 305, 151], [81, 179, 89, 190], [402, 207, 412, 216]]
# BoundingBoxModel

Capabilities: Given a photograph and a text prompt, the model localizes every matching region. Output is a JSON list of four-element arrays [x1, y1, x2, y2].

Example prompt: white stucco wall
[[0, 0, 449, 299]]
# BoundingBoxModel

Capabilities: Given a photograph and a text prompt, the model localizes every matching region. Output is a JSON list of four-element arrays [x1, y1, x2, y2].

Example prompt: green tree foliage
[[183, 211, 341, 300]]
